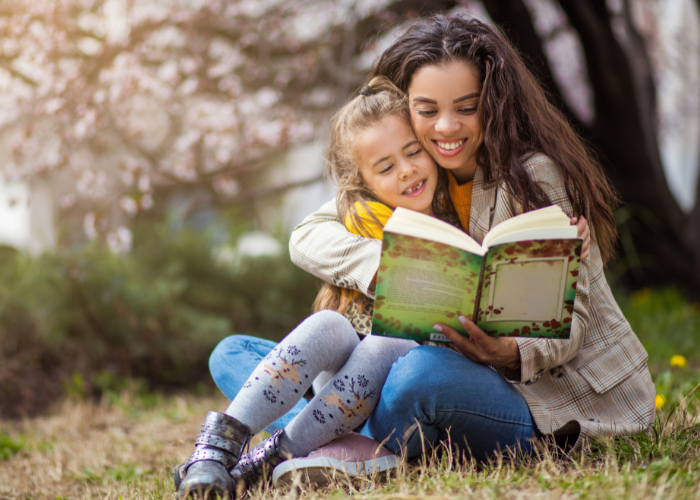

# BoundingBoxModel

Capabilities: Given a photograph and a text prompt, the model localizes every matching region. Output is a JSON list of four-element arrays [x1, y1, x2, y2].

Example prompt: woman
[[289, 14, 655, 459]]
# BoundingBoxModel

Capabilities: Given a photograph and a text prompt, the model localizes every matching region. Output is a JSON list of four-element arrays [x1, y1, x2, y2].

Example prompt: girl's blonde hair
[[313, 76, 450, 315]]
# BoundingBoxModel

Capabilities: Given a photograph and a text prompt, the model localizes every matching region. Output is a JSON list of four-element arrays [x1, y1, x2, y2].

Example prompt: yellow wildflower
[[655, 395, 666, 408], [631, 288, 652, 306], [670, 355, 687, 368]]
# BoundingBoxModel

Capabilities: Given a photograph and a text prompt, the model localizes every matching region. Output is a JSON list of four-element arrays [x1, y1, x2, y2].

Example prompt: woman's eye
[[459, 106, 477, 114], [414, 109, 436, 117]]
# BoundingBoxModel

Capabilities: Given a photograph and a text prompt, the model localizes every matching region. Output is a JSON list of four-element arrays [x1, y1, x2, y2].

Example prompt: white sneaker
[[272, 432, 398, 488]]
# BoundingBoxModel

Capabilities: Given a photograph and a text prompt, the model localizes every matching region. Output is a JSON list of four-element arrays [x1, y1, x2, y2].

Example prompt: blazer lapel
[[469, 166, 498, 244]]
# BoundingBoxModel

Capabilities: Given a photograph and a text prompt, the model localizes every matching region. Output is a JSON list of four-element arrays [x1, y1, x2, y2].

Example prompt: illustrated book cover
[[371, 206, 582, 342]]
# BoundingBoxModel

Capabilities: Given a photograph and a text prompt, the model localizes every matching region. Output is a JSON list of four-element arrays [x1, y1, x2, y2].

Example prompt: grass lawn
[[1, 288, 699, 500]]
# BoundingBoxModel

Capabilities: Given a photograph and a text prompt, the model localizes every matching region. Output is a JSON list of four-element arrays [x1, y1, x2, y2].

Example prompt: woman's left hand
[[434, 316, 521, 370], [572, 216, 590, 260]]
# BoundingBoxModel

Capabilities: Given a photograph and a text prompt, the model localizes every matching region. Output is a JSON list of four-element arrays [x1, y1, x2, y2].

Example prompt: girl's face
[[355, 114, 438, 216], [408, 60, 484, 184]]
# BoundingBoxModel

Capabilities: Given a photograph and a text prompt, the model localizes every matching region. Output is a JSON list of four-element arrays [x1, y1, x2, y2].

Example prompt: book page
[[475, 238, 582, 339], [485, 226, 577, 248], [384, 207, 485, 255], [482, 206, 572, 249], [487, 258, 568, 321], [372, 232, 483, 342]]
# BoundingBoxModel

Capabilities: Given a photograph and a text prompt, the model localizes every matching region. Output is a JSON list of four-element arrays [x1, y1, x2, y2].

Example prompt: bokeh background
[[0, 0, 698, 418]]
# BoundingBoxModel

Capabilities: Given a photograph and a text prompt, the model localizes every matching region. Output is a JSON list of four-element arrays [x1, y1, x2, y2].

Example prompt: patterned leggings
[[225, 310, 417, 458]]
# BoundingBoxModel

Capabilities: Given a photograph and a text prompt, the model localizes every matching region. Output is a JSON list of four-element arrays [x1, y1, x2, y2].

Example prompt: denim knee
[[209, 335, 257, 380], [380, 345, 446, 406], [209, 334, 248, 365]]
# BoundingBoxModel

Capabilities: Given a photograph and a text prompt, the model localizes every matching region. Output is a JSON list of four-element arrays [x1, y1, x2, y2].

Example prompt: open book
[[371, 206, 581, 342]]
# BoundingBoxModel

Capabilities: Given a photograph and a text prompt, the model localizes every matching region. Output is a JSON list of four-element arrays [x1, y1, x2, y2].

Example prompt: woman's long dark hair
[[370, 15, 619, 264]]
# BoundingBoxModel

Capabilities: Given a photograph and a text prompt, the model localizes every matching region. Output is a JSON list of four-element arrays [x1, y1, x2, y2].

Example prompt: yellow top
[[341, 201, 393, 304], [447, 171, 473, 233], [343, 201, 394, 240]]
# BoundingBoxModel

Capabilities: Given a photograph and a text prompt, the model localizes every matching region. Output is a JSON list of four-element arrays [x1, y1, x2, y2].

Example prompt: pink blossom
[[107, 227, 133, 254], [119, 196, 139, 217]]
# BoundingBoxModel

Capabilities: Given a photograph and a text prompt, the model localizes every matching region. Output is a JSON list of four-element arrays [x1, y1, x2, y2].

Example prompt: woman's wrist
[[505, 339, 521, 371], [506, 359, 521, 371]]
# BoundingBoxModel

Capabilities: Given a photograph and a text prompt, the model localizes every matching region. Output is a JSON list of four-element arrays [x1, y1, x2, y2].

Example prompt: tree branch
[[556, 0, 700, 290]]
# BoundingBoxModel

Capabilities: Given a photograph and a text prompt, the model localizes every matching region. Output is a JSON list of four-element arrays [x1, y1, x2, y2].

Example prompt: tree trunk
[[483, 0, 700, 294], [557, 0, 698, 293]]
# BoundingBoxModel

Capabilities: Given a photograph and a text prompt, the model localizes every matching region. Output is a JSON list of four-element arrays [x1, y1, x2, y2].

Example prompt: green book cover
[[371, 209, 581, 342]]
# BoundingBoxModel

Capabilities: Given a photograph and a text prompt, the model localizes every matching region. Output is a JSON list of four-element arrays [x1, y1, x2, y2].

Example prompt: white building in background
[[0, 141, 334, 255], [0, 178, 30, 250], [0, 177, 57, 255]]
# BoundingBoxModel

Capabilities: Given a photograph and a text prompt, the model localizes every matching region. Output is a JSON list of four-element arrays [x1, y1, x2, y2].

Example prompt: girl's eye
[[379, 164, 393, 174], [407, 149, 422, 157]]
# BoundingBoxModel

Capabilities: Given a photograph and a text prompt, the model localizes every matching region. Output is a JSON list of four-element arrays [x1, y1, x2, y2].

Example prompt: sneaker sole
[[272, 455, 398, 488]]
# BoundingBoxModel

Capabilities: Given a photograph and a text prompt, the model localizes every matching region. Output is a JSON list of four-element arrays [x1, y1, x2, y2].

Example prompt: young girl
[[175, 77, 462, 499]]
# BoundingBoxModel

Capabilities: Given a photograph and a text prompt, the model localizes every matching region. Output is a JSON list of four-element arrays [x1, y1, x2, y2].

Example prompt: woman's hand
[[434, 316, 521, 370], [571, 216, 590, 260]]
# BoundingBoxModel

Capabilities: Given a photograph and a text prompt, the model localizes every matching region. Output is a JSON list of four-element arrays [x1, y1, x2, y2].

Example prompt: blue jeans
[[210, 336, 538, 461]]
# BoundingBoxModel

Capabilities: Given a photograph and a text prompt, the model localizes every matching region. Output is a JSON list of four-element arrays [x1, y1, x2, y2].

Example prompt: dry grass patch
[[0, 392, 224, 499], [1, 391, 699, 500]]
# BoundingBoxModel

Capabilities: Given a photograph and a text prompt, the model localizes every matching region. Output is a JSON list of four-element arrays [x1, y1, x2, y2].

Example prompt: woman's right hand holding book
[[433, 316, 522, 372]]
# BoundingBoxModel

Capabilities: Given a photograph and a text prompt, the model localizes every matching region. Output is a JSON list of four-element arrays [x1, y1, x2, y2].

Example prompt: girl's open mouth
[[433, 139, 466, 157], [403, 179, 427, 197]]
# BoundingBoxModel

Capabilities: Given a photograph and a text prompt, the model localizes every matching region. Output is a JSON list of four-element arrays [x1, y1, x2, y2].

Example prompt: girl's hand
[[571, 216, 590, 260], [434, 316, 521, 370]]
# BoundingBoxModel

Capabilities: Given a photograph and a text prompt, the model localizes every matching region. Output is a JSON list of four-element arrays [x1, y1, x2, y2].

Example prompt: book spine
[[472, 256, 487, 325]]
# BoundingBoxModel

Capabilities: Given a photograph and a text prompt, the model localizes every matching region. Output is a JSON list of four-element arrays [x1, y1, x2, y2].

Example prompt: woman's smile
[[433, 138, 466, 156]]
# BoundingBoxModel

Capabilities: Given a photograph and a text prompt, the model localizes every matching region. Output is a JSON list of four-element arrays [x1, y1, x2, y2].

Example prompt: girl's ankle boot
[[176, 411, 252, 499], [231, 429, 288, 489]]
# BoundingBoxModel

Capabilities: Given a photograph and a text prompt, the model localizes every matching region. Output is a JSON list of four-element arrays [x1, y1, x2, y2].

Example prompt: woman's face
[[408, 60, 484, 184], [355, 114, 438, 216]]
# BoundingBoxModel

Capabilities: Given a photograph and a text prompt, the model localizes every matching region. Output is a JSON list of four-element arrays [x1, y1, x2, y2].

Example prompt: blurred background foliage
[[0, 215, 318, 417], [619, 288, 700, 368]]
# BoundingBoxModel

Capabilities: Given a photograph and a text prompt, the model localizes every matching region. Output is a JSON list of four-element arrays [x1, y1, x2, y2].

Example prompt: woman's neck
[[449, 161, 478, 185]]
